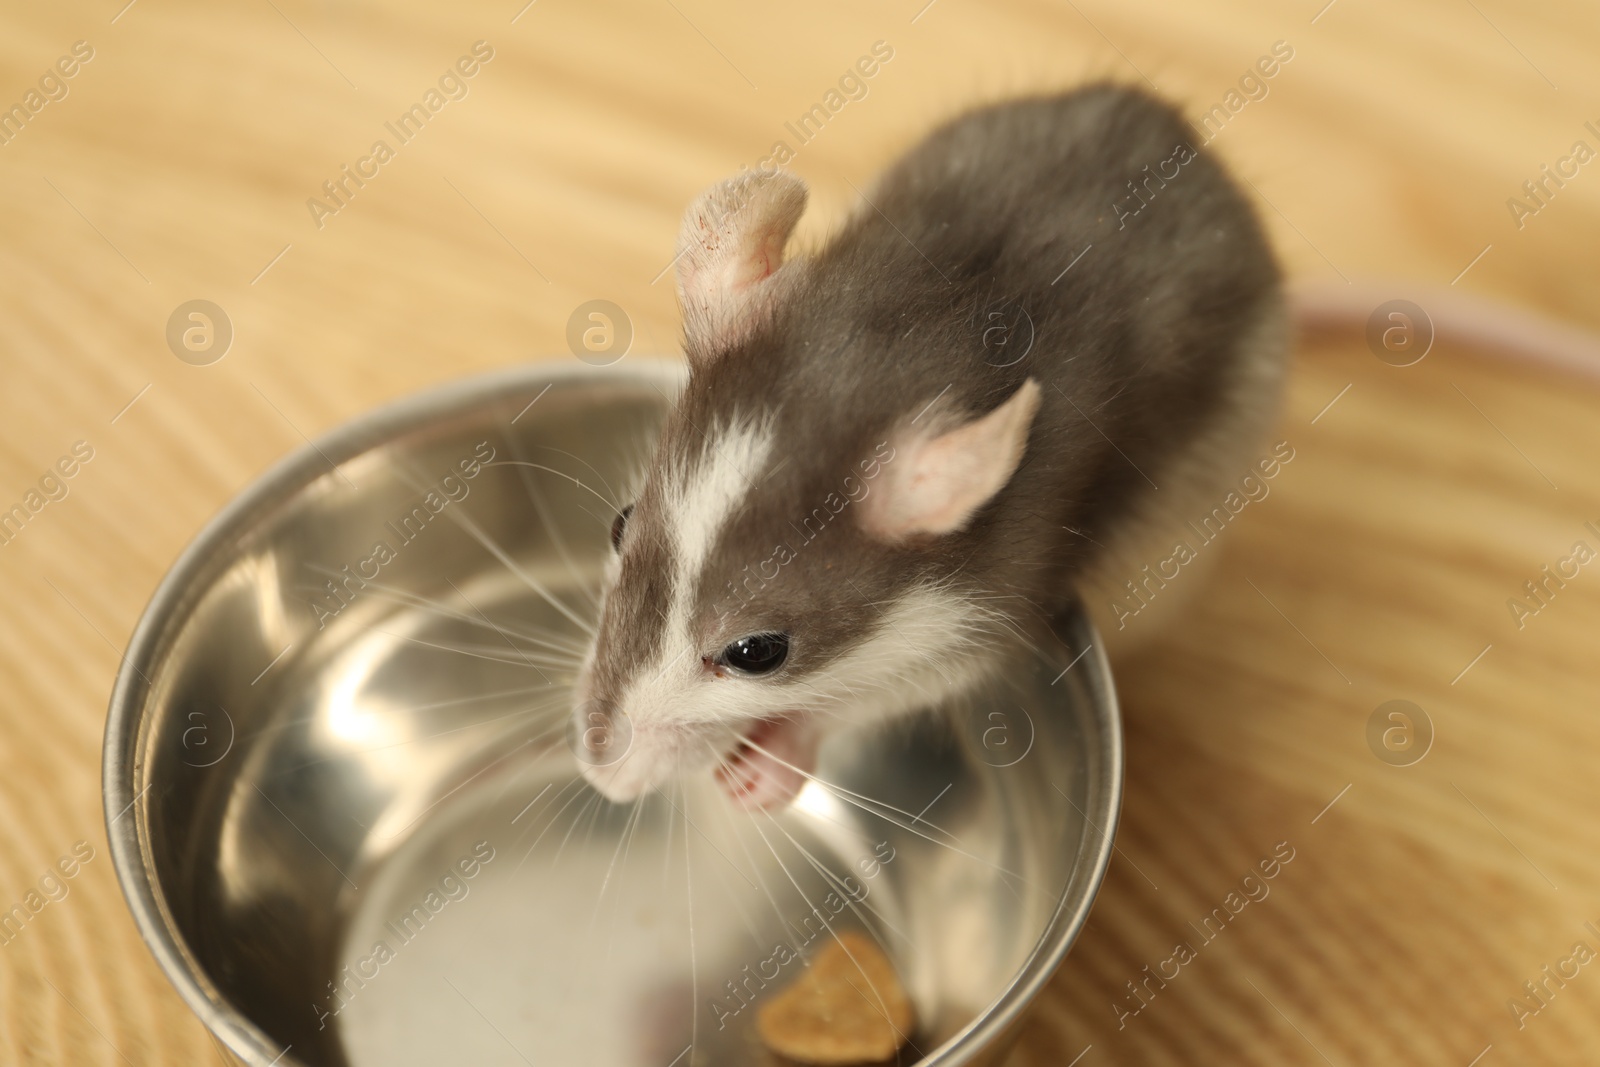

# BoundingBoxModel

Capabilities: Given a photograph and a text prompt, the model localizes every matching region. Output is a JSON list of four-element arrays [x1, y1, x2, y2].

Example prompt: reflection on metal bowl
[[102, 360, 1122, 1066]]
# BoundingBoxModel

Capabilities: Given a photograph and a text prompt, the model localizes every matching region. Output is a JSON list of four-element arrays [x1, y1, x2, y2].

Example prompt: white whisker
[[512, 781, 595, 880], [372, 630, 579, 672], [737, 734, 1033, 891], [756, 809, 920, 1055], [484, 459, 624, 515], [501, 442, 606, 612]]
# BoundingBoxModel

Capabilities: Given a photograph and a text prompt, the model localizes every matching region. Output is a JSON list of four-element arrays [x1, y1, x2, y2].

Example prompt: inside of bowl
[[124, 368, 1115, 1066]]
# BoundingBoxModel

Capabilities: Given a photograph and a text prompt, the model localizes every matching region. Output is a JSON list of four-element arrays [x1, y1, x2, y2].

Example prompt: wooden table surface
[[3, 0, 1599, 1063]]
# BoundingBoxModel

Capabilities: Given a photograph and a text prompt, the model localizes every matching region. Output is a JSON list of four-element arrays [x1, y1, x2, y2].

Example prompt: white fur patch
[[617, 414, 778, 739], [666, 414, 776, 603], [784, 583, 1002, 720], [595, 582, 998, 800]]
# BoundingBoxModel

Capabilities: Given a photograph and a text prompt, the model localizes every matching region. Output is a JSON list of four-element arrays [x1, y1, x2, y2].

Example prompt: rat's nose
[[567, 698, 634, 768]]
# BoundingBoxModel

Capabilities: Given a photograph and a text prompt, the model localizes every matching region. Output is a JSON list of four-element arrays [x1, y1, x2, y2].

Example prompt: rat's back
[[777, 85, 1287, 631]]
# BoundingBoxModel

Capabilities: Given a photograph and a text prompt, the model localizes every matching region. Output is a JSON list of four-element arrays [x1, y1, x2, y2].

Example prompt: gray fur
[[589, 83, 1285, 725]]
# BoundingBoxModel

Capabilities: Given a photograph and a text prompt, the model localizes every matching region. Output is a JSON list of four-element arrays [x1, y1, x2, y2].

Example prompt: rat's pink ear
[[675, 171, 807, 361], [860, 379, 1042, 542]]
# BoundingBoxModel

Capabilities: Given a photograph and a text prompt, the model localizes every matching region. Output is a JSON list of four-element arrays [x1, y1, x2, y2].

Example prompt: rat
[[569, 83, 1288, 810]]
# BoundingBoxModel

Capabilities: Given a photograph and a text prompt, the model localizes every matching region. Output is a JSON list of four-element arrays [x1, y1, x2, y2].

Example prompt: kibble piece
[[756, 930, 914, 1064]]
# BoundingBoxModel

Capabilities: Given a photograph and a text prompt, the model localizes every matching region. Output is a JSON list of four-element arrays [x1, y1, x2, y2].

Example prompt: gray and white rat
[[570, 84, 1288, 809]]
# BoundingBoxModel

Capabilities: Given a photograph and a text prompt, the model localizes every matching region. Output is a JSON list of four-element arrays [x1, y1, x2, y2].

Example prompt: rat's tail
[[1290, 279, 1600, 383]]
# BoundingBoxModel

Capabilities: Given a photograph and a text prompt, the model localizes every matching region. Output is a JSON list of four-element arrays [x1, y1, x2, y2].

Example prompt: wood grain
[[2, 0, 1598, 1063]]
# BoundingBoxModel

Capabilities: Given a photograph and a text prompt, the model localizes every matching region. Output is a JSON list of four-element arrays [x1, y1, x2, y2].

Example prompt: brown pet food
[[756, 930, 914, 1065]]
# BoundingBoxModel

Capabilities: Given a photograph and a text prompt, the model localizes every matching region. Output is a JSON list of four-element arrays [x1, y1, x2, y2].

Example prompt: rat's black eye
[[719, 633, 789, 675], [610, 504, 634, 551]]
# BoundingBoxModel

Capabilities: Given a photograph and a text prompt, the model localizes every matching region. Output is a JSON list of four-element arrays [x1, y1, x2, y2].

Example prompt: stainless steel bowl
[[103, 360, 1122, 1067]]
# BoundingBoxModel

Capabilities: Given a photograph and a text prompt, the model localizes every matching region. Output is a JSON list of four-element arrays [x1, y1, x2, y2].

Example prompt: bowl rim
[[101, 357, 1123, 1067]]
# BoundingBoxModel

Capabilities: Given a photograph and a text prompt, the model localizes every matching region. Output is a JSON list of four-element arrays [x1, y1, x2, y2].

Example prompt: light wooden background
[[3, 0, 1599, 1063]]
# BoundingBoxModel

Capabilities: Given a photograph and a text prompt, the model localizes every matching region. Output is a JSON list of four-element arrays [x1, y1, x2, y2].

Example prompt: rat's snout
[[569, 691, 668, 802], [568, 697, 634, 773]]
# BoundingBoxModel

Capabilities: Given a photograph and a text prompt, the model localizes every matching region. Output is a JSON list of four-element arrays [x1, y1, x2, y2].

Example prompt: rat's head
[[571, 170, 1041, 809]]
